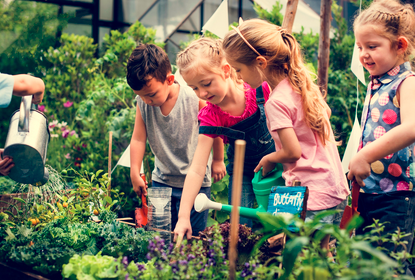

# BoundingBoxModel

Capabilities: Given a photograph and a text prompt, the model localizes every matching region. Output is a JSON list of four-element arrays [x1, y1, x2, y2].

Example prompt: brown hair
[[176, 37, 242, 86], [354, 0, 415, 61], [126, 44, 172, 91], [223, 18, 331, 145]]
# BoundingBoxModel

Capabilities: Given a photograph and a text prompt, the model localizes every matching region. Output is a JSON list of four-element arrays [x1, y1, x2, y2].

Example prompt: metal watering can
[[194, 163, 285, 220], [2, 95, 50, 186]]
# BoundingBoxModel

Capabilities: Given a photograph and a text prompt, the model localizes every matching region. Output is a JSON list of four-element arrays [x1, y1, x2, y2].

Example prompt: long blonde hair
[[176, 37, 242, 86], [354, 0, 415, 62], [223, 18, 331, 145]]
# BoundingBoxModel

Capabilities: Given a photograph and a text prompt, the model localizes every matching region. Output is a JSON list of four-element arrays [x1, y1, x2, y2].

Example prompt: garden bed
[[0, 261, 54, 280]]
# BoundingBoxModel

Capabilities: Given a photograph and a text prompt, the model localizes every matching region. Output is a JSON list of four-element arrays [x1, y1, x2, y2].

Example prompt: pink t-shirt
[[198, 82, 270, 144], [265, 79, 349, 210]]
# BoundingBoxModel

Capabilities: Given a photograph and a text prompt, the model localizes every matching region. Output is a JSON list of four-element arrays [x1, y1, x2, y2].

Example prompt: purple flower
[[38, 105, 46, 112], [136, 263, 145, 271], [62, 130, 69, 138], [122, 256, 129, 268], [125, 273, 129, 280], [178, 260, 188, 266], [63, 101, 73, 108]]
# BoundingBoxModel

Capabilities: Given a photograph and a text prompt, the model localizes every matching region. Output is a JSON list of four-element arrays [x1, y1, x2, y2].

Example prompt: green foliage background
[[1, 0, 367, 222]]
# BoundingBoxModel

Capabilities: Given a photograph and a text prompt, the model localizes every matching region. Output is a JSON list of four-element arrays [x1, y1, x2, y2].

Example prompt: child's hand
[[0, 149, 14, 176], [211, 159, 226, 183], [132, 174, 147, 197], [173, 217, 192, 243], [347, 153, 371, 187], [254, 154, 276, 176]]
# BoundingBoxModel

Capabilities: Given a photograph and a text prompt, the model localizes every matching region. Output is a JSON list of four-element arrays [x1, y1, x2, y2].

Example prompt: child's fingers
[[355, 176, 366, 187], [186, 229, 192, 240]]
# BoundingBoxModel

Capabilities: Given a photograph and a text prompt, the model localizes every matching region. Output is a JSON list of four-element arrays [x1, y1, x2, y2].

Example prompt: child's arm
[[198, 99, 226, 182], [211, 137, 226, 182], [254, 127, 301, 176], [348, 76, 415, 186], [174, 134, 214, 240], [12, 75, 45, 104], [130, 106, 148, 196]]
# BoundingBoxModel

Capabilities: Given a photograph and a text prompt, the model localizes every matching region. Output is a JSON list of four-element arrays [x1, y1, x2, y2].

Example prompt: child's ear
[[256, 56, 268, 70], [223, 63, 231, 79], [166, 73, 175, 85], [397, 36, 408, 55]]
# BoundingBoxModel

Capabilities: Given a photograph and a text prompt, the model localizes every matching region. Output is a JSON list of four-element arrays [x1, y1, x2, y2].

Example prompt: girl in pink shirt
[[223, 18, 350, 256], [173, 38, 275, 240]]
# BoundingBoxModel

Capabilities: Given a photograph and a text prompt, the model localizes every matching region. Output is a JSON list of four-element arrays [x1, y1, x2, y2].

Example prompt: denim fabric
[[152, 181, 211, 235], [356, 191, 415, 276], [305, 199, 347, 226], [228, 174, 256, 227], [199, 86, 275, 229]]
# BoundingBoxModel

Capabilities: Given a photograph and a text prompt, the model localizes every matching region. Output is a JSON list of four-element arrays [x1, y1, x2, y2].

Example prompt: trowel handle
[[18, 95, 32, 132]]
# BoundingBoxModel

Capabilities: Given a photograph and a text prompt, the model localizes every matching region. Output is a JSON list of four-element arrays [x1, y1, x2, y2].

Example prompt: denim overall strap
[[256, 84, 265, 105], [198, 126, 245, 140]]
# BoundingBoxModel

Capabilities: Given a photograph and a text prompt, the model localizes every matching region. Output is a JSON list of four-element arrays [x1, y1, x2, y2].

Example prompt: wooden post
[[317, 0, 332, 96], [108, 131, 113, 196], [282, 0, 299, 33], [228, 140, 246, 280]]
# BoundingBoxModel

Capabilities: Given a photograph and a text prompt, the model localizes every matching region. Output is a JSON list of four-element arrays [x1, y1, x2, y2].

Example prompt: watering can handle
[[18, 95, 32, 132], [253, 163, 282, 182]]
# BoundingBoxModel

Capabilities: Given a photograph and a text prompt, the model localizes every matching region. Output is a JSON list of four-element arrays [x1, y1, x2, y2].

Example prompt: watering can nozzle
[[194, 193, 222, 212]]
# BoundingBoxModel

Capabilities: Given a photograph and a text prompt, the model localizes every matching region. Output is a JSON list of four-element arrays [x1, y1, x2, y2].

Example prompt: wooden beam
[[282, 0, 299, 33], [138, 0, 160, 22], [164, 0, 204, 44], [317, 0, 332, 96]]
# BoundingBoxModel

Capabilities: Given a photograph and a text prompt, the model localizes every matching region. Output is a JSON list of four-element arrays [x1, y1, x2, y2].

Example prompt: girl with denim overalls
[[222, 18, 349, 257], [347, 0, 415, 275], [173, 38, 275, 240]]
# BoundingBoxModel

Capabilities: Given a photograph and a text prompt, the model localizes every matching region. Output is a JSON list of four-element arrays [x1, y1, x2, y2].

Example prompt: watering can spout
[[194, 193, 222, 212], [194, 193, 267, 220], [194, 164, 285, 221]]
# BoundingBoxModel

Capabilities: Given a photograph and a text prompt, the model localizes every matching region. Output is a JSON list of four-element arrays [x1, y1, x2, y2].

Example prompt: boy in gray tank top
[[126, 44, 226, 235]]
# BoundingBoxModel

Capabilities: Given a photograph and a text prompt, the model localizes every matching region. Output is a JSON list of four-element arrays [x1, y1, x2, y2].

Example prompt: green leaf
[[280, 237, 309, 280], [104, 196, 112, 205], [12, 197, 27, 205]]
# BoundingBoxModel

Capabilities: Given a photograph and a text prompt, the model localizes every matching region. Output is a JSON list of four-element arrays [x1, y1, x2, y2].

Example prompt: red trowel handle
[[135, 173, 148, 228], [351, 180, 360, 216]]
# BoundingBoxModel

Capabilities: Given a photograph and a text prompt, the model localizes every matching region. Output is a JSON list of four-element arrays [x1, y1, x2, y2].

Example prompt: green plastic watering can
[[194, 163, 285, 220]]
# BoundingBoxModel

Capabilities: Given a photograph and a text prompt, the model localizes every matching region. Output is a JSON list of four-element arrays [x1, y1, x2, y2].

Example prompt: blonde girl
[[222, 18, 349, 256], [348, 0, 415, 275], [173, 37, 275, 240]]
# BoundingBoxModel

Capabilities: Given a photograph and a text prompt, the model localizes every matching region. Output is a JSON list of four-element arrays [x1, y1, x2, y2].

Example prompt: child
[[222, 18, 350, 256], [348, 0, 415, 274], [0, 73, 45, 176], [173, 38, 275, 240], [126, 44, 226, 235]]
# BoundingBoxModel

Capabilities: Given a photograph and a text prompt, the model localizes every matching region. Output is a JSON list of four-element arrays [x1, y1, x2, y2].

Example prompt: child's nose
[[143, 97, 152, 104], [200, 90, 209, 99]]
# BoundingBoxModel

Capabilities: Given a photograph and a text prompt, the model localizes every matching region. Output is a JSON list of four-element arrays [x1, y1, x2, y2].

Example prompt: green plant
[[58, 169, 125, 224]]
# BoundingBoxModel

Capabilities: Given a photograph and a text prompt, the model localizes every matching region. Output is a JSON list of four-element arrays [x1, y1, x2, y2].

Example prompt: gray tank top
[[136, 82, 212, 188]]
